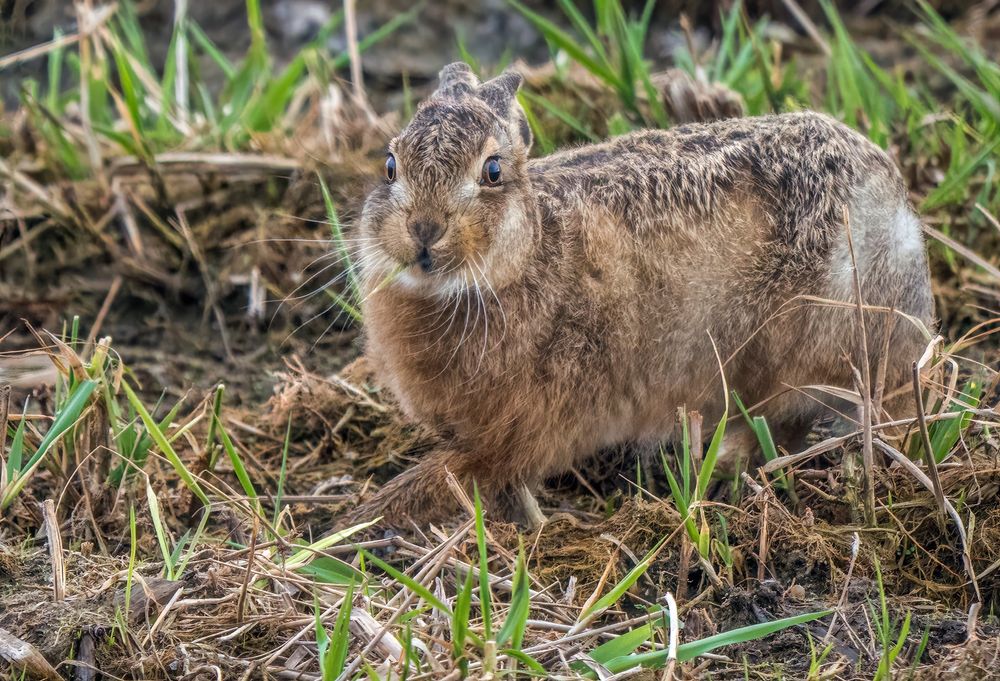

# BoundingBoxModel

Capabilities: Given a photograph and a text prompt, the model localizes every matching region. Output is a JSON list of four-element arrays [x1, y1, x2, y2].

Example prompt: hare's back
[[530, 112, 904, 271]]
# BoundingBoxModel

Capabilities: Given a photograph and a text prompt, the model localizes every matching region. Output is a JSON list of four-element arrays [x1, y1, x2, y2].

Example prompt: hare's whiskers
[[473, 256, 507, 350]]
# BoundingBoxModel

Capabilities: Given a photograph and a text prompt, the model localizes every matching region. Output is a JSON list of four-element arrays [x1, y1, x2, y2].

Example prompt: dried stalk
[[38, 499, 65, 601]]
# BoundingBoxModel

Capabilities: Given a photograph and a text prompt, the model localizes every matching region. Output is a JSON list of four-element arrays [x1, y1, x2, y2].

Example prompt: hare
[[352, 62, 934, 527]]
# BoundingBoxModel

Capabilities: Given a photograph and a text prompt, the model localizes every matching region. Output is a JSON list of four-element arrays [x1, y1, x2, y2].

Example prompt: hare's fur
[[355, 64, 933, 526]]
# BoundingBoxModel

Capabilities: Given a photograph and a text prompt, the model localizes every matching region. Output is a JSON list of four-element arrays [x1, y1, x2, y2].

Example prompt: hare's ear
[[477, 71, 532, 151], [434, 62, 480, 99]]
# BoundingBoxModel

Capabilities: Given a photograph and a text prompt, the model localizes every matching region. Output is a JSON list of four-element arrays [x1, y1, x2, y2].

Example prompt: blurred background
[[4, 1, 1000, 108]]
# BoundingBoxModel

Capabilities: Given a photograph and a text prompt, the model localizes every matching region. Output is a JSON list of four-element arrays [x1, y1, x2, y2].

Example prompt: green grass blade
[[452, 568, 475, 673], [124, 504, 138, 620], [589, 622, 654, 663], [329, 581, 355, 676], [189, 23, 236, 79], [680, 408, 691, 499], [146, 479, 176, 579], [246, 0, 266, 52], [914, 0, 1000, 95], [173, 511, 211, 578], [5, 409, 27, 481], [217, 421, 260, 511], [712, 0, 743, 83], [661, 448, 698, 543], [110, 397, 184, 486], [473, 485, 493, 640], [508, 0, 624, 91], [113, 1, 154, 72], [517, 92, 554, 154], [636, 0, 657, 48], [695, 411, 728, 502], [25, 378, 97, 473], [315, 601, 334, 680], [364, 551, 453, 616], [245, 11, 343, 132], [109, 43, 149, 155], [273, 414, 292, 528], [496, 545, 530, 649], [318, 172, 361, 307], [502, 649, 547, 675], [553, 0, 615, 73], [455, 33, 483, 76], [46, 28, 65, 113], [602, 610, 831, 671], [297, 555, 364, 585], [1, 379, 97, 510], [285, 520, 378, 565], [577, 536, 666, 627], [927, 379, 982, 463], [676, 610, 831, 662], [121, 380, 209, 506], [923, 135, 1000, 211], [520, 90, 599, 142], [752, 416, 786, 480]]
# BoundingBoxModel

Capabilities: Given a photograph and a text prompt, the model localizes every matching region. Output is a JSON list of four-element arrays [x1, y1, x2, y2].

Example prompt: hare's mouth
[[416, 246, 434, 273], [395, 260, 473, 297]]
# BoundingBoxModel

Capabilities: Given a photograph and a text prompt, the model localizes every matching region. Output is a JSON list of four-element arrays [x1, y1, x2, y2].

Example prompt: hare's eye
[[385, 154, 396, 183], [481, 158, 502, 186]]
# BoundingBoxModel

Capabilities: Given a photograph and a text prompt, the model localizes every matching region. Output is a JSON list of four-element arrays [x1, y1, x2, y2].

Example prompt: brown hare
[[351, 62, 934, 527]]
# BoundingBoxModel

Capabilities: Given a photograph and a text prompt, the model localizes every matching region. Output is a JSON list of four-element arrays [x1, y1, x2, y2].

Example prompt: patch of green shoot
[[910, 378, 983, 464], [452, 568, 475, 675], [872, 557, 912, 680], [517, 91, 555, 154], [510, 0, 667, 127], [805, 630, 835, 679], [731, 391, 790, 491], [661, 396, 728, 556], [496, 543, 531, 650], [273, 414, 293, 529], [473, 485, 493, 640], [1, 378, 98, 510], [315, 580, 354, 680], [573, 535, 667, 632], [124, 504, 138, 621], [122, 379, 210, 507]]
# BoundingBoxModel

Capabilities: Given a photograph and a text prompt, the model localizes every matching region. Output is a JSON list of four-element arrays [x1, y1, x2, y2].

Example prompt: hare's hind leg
[[845, 200, 935, 425], [480, 483, 546, 528], [720, 391, 850, 471]]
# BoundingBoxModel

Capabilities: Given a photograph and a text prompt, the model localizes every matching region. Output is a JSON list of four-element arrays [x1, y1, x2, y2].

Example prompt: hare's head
[[359, 62, 536, 295]]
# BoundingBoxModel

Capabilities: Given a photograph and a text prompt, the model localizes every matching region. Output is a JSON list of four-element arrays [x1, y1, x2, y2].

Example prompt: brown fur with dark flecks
[[350, 62, 934, 527]]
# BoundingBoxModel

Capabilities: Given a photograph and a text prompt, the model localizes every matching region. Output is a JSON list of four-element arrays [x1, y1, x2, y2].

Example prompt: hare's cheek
[[369, 217, 412, 265], [452, 215, 493, 258], [493, 201, 526, 247]]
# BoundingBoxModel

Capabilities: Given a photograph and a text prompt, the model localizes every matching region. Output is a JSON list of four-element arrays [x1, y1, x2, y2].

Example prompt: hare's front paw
[[348, 474, 461, 530], [346, 452, 547, 531], [481, 483, 547, 530]]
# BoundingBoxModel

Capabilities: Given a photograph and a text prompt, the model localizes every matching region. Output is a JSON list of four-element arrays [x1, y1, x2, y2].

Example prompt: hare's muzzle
[[407, 219, 443, 272]]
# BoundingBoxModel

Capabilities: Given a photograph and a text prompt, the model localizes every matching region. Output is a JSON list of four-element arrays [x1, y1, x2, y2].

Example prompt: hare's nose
[[407, 220, 443, 247]]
